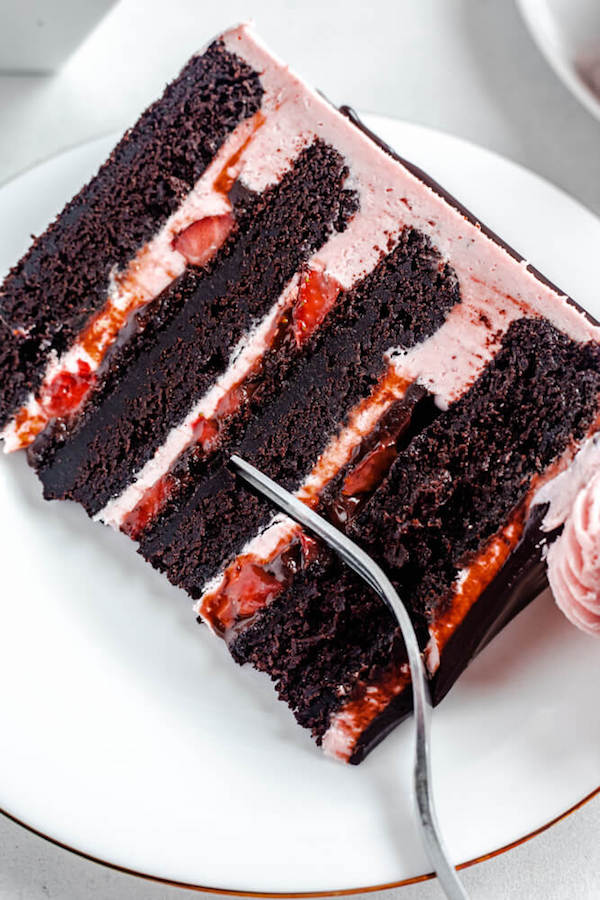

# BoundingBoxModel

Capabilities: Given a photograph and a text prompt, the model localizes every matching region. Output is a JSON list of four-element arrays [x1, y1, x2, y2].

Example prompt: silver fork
[[230, 454, 468, 900]]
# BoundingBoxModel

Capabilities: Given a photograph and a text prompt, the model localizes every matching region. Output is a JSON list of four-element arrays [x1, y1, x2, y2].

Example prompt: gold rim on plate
[[2, 787, 598, 895]]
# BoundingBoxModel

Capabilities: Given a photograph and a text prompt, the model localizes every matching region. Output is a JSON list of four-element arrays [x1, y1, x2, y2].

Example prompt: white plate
[[0, 116, 599, 894], [517, 0, 600, 122]]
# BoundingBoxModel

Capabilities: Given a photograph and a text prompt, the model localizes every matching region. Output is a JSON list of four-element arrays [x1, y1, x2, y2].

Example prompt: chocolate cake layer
[[230, 554, 409, 741], [30, 141, 357, 514], [354, 317, 600, 622], [229, 317, 600, 758], [0, 40, 263, 427], [138, 228, 460, 596]]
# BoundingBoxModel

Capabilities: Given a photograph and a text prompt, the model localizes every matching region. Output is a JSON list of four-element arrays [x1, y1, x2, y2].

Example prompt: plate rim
[[1, 118, 599, 893], [2, 788, 598, 896]]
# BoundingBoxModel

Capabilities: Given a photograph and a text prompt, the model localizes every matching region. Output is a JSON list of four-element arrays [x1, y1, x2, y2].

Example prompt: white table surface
[[0, 1, 598, 898]]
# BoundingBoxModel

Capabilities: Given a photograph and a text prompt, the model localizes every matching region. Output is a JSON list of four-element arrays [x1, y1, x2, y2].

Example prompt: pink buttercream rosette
[[546, 470, 600, 635]]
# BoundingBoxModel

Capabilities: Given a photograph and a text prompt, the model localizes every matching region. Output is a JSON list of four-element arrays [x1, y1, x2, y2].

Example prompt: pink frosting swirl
[[546, 470, 600, 635]]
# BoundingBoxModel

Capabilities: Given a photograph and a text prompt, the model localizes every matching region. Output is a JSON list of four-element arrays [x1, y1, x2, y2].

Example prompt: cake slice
[[1, 24, 599, 764]]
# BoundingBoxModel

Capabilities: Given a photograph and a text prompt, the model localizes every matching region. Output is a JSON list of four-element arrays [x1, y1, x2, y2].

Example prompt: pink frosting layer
[[546, 471, 600, 636], [225, 25, 600, 348]]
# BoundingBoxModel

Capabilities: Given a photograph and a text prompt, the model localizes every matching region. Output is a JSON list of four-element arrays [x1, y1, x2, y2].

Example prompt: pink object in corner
[[546, 470, 600, 636]]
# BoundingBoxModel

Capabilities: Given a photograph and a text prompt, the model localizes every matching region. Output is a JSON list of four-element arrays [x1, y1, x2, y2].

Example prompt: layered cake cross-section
[[2, 24, 600, 763]]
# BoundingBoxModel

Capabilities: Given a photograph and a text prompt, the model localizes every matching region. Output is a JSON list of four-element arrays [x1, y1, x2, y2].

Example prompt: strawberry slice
[[342, 437, 397, 497], [191, 414, 220, 450], [293, 268, 341, 346], [173, 213, 234, 267], [206, 556, 282, 630], [122, 474, 175, 539], [232, 561, 282, 618], [298, 531, 320, 566], [42, 360, 96, 418]]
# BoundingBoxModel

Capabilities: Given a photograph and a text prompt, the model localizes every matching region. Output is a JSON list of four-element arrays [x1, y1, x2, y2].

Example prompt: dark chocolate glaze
[[431, 504, 551, 705], [349, 505, 551, 764], [348, 685, 414, 766]]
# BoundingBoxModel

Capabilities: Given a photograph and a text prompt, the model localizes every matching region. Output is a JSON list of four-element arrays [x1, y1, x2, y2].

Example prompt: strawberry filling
[[122, 474, 176, 539], [293, 269, 341, 346], [190, 414, 220, 451], [41, 361, 96, 419], [173, 213, 235, 267], [341, 436, 397, 497], [203, 556, 283, 634]]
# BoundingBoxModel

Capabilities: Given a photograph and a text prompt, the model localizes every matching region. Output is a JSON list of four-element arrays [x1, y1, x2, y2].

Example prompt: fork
[[230, 454, 468, 900]]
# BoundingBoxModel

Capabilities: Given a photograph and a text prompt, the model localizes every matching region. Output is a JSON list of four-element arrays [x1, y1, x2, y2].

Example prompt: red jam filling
[[293, 269, 341, 346], [329, 661, 411, 758], [12, 407, 47, 448], [328, 391, 420, 527], [430, 510, 525, 650], [171, 114, 266, 267], [190, 383, 251, 453], [123, 411, 225, 539], [201, 534, 320, 635], [122, 474, 176, 539], [41, 361, 96, 419], [341, 436, 397, 498], [173, 213, 235, 267], [190, 414, 220, 451], [80, 299, 129, 365], [202, 555, 284, 635], [298, 531, 319, 561], [213, 110, 266, 195]]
